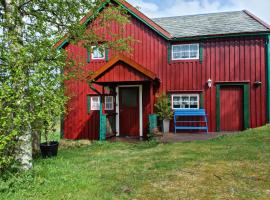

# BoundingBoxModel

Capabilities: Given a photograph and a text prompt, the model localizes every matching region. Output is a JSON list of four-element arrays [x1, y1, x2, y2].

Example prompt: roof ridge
[[152, 10, 243, 20]]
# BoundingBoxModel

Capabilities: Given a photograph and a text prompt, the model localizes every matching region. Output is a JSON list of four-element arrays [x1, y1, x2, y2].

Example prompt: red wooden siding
[[220, 86, 244, 131], [63, 10, 267, 139]]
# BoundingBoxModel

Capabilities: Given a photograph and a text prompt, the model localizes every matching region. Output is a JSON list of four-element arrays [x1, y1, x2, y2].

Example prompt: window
[[172, 44, 199, 60], [172, 94, 199, 109], [105, 96, 114, 111], [91, 46, 105, 59], [91, 96, 100, 110], [90, 96, 114, 111]]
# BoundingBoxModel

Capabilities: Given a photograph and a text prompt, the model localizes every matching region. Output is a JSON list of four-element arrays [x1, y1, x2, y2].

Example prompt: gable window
[[172, 94, 199, 109], [91, 46, 105, 59], [105, 96, 114, 111], [172, 44, 199, 60], [91, 96, 100, 110]]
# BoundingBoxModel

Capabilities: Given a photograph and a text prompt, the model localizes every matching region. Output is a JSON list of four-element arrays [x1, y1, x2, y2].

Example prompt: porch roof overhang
[[89, 55, 159, 85]]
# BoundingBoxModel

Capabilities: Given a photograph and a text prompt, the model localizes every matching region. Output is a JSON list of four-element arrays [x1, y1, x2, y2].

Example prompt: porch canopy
[[89, 54, 159, 85]]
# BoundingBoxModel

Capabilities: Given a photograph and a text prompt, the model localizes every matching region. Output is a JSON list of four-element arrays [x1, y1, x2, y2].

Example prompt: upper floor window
[[172, 44, 199, 60], [172, 94, 199, 109], [91, 46, 105, 60]]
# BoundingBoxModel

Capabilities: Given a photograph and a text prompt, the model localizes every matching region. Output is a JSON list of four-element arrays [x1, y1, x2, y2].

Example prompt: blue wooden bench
[[174, 109, 208, 133]]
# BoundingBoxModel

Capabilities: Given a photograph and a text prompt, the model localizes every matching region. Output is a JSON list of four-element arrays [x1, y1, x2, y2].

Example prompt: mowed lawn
[[2, 126, 270, 200]]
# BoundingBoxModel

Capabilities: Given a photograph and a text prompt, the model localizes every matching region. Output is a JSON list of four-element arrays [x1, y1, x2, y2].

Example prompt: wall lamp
[[207, 78, 212, 88], [254, 81, 262, 87]]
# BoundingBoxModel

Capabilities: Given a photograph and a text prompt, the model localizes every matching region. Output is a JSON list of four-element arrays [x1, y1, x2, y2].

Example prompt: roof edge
[[171, 31, 270, 41], [243, 10, 270, 30]]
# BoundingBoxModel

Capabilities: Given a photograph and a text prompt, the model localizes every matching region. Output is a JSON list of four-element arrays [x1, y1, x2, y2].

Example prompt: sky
[[126, 0, 270, 24]]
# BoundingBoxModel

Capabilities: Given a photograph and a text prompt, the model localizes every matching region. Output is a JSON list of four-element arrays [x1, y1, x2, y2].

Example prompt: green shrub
[[154, 93, 173, 120]]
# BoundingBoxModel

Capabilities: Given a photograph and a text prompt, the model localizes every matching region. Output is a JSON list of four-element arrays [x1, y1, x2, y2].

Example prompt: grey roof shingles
[[152, 11, 270, 38]]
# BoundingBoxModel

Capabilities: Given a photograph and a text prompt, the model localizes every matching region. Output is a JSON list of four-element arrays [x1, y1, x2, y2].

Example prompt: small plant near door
[[154, 93, 173, 133]]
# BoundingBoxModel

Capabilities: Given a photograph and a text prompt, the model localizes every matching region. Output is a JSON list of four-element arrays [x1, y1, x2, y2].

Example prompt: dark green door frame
[[216, 83, 250, 132]]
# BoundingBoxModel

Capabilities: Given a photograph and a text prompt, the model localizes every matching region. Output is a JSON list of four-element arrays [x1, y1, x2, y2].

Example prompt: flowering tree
[[0, 0, 131, 173]]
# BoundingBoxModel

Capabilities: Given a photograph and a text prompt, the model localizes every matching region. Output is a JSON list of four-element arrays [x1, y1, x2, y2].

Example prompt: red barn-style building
[[56, 0, 270, 140]]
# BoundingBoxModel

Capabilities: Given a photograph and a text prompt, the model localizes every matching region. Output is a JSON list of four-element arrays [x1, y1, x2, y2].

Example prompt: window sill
[[170, 59, 200, 63]]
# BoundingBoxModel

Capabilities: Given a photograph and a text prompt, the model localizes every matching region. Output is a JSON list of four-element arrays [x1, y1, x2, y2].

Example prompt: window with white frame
[[172, 44, 199, 60], [91, 46, 105, 59], [105, 96, 114, 111], [172, 94, 200, 109], [91, 96, 100, 110]]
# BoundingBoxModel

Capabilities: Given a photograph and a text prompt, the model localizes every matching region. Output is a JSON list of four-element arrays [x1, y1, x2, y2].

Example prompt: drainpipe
[[99, 96, 103, 141], [267, 35, 270, 123]]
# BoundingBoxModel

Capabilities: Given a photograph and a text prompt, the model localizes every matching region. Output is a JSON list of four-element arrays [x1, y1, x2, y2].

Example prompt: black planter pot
[[40, 141, 59, 158]]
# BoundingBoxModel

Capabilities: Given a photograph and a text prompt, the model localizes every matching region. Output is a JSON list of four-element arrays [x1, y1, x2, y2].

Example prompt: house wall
[[63, 12, 267, 139]]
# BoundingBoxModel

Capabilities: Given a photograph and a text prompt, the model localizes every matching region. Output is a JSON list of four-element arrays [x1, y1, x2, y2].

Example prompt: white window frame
[[91, 46, 105, 60], [105, 96, 114, 111], [171, 94, 200, 110], [90, 96, 100, 110], [172, 43, 199, 60]]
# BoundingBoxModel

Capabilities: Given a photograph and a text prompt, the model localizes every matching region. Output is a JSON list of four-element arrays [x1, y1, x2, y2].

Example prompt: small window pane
[[105, 96, 114, 111], [91, 96, 100, 110], [180, 51, 189, 58], [181, 45, 189, 51], [190, 44, 198, 51], [190, 52, 197, 58], [173, 53, 181, 59]]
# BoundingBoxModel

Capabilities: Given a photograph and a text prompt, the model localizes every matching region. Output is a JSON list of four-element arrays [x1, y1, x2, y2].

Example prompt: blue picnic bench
[[174, 109, 208, 133]]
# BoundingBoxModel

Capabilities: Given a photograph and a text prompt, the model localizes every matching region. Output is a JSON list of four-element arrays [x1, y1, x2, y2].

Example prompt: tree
[[0, 0, 131, 173]]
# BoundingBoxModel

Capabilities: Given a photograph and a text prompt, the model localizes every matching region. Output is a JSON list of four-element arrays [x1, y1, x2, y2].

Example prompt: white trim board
[[116, 85, 143, 137]]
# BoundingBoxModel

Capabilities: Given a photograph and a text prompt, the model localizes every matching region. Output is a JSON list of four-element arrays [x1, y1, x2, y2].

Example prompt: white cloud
[[126, 0, 270, 24], [127, 0, 159, 14]]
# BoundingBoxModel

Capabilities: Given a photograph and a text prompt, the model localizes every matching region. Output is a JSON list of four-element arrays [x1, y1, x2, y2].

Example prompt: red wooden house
[[55, 0, 270, 140]]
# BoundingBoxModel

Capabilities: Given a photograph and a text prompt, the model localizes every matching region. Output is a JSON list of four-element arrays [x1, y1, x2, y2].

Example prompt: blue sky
[[127, 0, 270, 24]]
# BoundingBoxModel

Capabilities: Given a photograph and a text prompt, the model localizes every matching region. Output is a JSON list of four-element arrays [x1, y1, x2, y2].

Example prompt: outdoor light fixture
[[254, 81, 262, 87], [207, 78, 212, 88]]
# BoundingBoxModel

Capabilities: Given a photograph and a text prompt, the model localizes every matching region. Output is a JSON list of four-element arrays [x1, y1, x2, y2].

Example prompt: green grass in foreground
[[1, 126, 270, 200]]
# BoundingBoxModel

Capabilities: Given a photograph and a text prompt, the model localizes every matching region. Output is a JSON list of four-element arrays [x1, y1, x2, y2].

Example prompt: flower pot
[[40, 141, 59, 158], [162, 119, 170, 133]]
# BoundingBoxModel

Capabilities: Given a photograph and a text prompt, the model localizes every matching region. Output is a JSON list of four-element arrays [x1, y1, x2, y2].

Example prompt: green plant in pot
[[154, 93, 173, 133], [40, 120, 59, 158]]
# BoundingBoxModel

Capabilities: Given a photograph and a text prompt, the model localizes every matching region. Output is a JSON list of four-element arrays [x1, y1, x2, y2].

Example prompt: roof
[[152, 10, 270, 38], [89, 54, 158, 81]]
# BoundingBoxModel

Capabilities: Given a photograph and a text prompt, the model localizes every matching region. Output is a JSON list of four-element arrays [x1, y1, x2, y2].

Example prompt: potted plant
[[40, 121, 59, 158], [154, 93, 173, 133]]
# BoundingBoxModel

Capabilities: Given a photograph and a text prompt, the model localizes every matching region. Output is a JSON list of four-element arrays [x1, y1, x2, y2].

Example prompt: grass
[[1, 126, 270, 200]]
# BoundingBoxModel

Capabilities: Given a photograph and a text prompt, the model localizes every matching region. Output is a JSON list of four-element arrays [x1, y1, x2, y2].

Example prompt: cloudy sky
[[126, 0, 270, 24]]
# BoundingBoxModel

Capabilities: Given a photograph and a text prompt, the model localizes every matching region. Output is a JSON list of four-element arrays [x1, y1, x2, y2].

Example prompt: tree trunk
[[16, 132, 33, 170], [32, 130, 41, 157]]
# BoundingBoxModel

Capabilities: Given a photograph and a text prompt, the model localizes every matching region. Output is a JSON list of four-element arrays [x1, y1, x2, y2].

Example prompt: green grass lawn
[[1, 126, 270, 200]]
